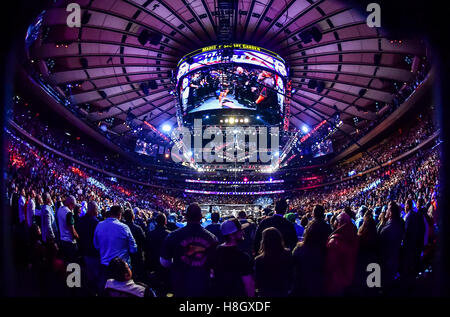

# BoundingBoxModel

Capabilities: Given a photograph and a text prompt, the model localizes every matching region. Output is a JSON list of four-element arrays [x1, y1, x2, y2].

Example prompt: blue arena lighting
[[301, 125, 310, 133], [162, 123, 172, 132]]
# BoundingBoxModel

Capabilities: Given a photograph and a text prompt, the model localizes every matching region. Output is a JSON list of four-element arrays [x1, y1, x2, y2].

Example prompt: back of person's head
[[313, 204, 325, 220], [417, 197, 426, 209], [405, 199, 413, 212], [221, 218, 242, 242], [357, 205, 368, 218], [358, 210, 377, 239], [44, 192, 52, 205], [285, 213, 297, 223], [124, 202, 132, 210], [185, 203, 202, 223], [302, 221, 315, 245], [30, 223, 41, 241], [238, 210, 247, 219], [211, 212, 220, 223], [263, 207, 272, 216], [300, 215, 309, 228], [108, 257, 131, 282], [363, 209, 374, 221], [109, 205, 123, 219], [373, 206, 382, 219], [275, 199, 288, 215], [155, 213, 167, 227], [123, 208, 134, 222], [330, 214, 338, 229], [73, 204, 81, 216], [388, 201, 400, 220], [337, 212, 352, 227], [259, 227, 286, 257], [344, 206, 355, 220], [64, 195, 76, 209], [87, 201, 98, 216]]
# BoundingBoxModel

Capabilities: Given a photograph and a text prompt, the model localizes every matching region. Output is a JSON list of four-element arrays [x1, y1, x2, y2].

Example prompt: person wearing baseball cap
[[210, 218, 255, 297]]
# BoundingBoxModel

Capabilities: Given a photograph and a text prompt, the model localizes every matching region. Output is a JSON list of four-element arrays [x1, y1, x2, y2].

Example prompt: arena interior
[[1, 0, 450, 301]]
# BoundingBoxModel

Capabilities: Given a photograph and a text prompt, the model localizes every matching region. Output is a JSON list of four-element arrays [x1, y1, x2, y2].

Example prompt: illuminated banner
[[176, 46, 288, 85], [185, 179, 284, 185], [185, 189, 285, 195]]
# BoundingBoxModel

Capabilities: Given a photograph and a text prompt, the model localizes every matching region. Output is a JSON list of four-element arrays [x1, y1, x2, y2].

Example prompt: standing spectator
[[34, 194, 43, 230], [160, 203, 218, 297], [255, 227, 293, 297], [300, 215, 309, 238], [166, 213, 179, 231], [40, 192, 58, 258], [77, 201, 100, 293], [307, 205, 332, 248], [285, 213, 304, 241], [292, 217, 328, 297], [324, 212, 358, 296], [401, 198, 426, 286], [94, 205, 138, 288], [133, 207, 147, 232], [254, 199, 298, 252], [123, 208, 146, 252], [353, 209, 379, 295], [145, 213, 170, 272], [57, 195, 79, 263], [18, 187, 27, 225], [402, 199, 414, 220], [26, 189, 36, 228], [237, 211, 256, 255], [145, 213, 171, 295], [123, 208, 146, 281], [355, 206, 368, 229], [212, 219, 254, 297], [344, 206, 356, 226], [28, 224, 47, 270], [378, 201, 405, 293], [10, 184, 20, 225], [376, 209, 387, 233], [73, 204, 82, 230], [205, 212, 223, 243]]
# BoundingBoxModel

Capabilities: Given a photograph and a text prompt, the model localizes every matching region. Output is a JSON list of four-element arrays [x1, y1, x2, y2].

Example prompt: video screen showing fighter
[[179, 65, 283, 115]]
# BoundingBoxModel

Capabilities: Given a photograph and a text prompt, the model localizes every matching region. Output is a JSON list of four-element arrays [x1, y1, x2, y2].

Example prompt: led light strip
[[185, 179, 284, 184], [184, 189, 285, 195]]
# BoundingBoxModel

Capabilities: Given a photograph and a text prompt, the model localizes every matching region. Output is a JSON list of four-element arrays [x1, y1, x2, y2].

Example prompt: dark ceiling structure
[[24, 0, 427, 150]]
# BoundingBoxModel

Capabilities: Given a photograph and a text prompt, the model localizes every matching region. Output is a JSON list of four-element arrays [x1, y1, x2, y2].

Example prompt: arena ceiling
[[25, 0, 427, 148]]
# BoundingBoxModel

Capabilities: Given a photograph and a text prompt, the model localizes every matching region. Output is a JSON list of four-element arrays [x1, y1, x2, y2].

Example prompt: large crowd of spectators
[[329, 111, 437, 181], [5, 116, 440, 296], [10, 97, 438, 196]]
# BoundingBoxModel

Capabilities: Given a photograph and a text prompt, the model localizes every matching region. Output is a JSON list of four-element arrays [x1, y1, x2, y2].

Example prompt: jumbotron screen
[[176, 44, 288, 122]]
